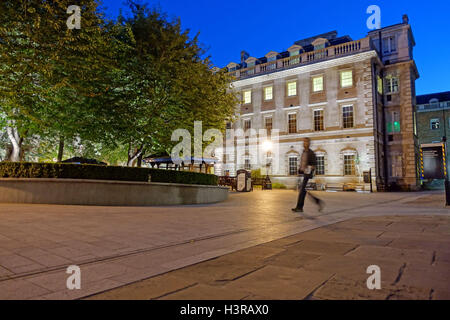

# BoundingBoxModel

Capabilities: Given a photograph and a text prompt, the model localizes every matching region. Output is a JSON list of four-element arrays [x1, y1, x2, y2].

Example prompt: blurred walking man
[[292, 138, 324, 213]]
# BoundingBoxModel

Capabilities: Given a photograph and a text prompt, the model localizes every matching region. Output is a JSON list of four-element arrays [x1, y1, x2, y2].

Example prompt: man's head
[[303, 137, 311, 150]]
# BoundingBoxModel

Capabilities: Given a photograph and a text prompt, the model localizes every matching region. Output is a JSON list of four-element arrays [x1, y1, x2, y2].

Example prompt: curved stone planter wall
[[0, 178, 229, 206]]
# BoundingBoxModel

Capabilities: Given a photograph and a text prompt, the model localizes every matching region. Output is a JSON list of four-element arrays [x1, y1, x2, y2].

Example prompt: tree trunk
[[127, 143, 144, 167], [137, 153, 143, 168], [57, 137, 65, 162], [6, 126, 21, 162]]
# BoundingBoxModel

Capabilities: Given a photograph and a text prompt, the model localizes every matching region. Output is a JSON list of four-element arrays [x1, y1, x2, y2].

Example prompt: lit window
[[340, 70, 353, 88], [312, 76, 323, 92], [342, 105, 354, 128], [344, 155, 355, 175], [314, 110, 324, 131], [289, 157, 298, 176], [287, 81, 297, 97], [430, 118, 440, 130], [264, 117, 272, 135], [377, 75, 383, 94], [316, 156, 325, 175], [243, 90, 251, 104], [264, 86, 273, 101], [385, 76, 399, 93], [288, 113, 297, 134]]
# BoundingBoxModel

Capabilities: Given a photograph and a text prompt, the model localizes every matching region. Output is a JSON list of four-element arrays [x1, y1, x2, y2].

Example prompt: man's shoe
[[292, 208, 303, 213]]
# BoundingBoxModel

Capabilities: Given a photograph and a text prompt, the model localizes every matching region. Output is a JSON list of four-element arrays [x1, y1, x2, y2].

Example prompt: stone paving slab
[[88, 215, 450, 300], [1, 190, 449, 300]]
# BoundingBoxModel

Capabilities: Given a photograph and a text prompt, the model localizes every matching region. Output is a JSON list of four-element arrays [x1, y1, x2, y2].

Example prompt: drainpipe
[[378, 30, 389, 191]]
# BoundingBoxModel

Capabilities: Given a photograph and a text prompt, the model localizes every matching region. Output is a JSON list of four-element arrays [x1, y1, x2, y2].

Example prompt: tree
[[0, 0, 114, 161], [101, 2, 237, 166]]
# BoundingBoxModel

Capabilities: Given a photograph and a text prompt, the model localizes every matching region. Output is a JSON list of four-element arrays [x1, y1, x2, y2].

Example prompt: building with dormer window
[[216, 15, 420, 191]]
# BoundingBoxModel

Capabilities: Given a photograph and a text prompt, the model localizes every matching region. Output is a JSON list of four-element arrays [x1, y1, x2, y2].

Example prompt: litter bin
[[236, 169, 252, 192]]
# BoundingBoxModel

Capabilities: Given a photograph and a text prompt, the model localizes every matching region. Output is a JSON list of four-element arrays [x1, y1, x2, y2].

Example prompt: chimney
[[402, 14, 409, 24], [240, 51, 249, 63]]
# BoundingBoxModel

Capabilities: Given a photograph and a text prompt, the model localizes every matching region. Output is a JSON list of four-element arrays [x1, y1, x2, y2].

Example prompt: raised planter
[[0, 178, 229, 206]]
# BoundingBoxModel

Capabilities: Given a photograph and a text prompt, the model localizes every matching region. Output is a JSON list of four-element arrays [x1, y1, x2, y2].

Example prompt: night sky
[[101, 0, 450, 95]]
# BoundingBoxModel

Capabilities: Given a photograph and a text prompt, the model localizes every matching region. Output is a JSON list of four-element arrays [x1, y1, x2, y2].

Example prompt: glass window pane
[[264, 86, 273, 100], [340, 71, 353, 88], [243, 90, 251, 104], [287, 81, 297, 96], [313, 76, 323, 92]]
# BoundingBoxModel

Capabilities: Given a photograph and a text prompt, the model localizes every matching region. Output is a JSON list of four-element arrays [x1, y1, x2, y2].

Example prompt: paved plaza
[[0, 190, 449, 299]]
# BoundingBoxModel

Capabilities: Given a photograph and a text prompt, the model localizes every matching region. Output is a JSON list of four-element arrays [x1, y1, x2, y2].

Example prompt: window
[[288, 113, 297, 134], [312, 76, 323, 92], [264, 117, 272, 135], [268, 56, 277, 62], [340, 70, 353, 88], [314, 110, 324, 131], [243, 90, 252, 104], [383, 36, 396, 53], [247, 61, 255, 68], [385, 76, 399, 93], [377, 75, 383, 94], [316, 156, 325, 175], [287, 81, 297, 97], [344, 155, 355, 175], [290, 50, 300, 57], [387, 111, 401, 133], [289, 157, 298, 176], [314, 43, 325, 50], [431, 118, 440, 130], [244, 159, 251, 170], [264, 86, 273, 101], [342, 105, 354, 128], [244, 119, 251, 130]]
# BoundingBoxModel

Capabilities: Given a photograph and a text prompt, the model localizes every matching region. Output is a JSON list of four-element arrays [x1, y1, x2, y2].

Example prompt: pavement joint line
[[2, 193, 406, 283], [304, 272, 337, 300], [0, 192, 447, 299]]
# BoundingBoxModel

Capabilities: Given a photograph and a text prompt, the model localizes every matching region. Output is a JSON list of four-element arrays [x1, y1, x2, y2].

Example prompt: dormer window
[[228, 67, 236, 72], [268, 56, 277, 62], [311, 38, 329, 51], [290, 50, 300, 57], [314, 43, 325, 50], [383, 36, 396, 54], [247, 61, 255, 68]]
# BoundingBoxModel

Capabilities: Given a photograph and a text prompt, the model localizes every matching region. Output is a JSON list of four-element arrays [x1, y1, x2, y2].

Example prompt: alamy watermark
[[66, 5, 81, 30]]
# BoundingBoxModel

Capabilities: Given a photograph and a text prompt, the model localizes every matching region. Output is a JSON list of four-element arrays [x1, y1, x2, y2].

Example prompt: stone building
[[416, 91, 450, 179], [215, 15, 420, 191]]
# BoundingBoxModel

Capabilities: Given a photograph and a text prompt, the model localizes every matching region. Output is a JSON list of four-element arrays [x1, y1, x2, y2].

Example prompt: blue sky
[[101, 0, 450, 95]]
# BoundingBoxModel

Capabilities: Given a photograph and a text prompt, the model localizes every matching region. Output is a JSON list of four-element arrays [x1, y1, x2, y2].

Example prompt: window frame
[[430, 118, 440, 130], [243, 90, 252, 104], [343, 154, 356, 176], [288, 113, 297, 134], [288, 156, 298, 176], [263, 86, 273, 101], [312, 75, 324, 92], [316, 155, 325, 175], [340, 70, 353, 88], [287, 81, 297, 97], [342, 104, 354, 129], [264, 116, 273, 135], [313, 109, 324, 131]]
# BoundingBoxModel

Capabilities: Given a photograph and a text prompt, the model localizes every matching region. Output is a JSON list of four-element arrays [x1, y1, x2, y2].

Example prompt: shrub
[[272, 183, 287, 189], [0, 162, 218, 186]]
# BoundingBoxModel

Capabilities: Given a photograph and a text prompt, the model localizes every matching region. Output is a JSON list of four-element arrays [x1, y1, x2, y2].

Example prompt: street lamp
[[262, 140, 273, 190]]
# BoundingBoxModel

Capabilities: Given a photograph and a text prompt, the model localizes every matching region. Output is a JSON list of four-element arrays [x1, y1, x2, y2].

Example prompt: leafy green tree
[[0, 0, 114, 161], [101, 2, 237, 166]]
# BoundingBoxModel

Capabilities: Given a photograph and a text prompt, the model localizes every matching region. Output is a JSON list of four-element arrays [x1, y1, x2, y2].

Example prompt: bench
[[218, 176, 237, 191]]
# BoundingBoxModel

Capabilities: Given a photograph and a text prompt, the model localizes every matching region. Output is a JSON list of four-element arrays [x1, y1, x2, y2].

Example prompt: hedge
[[0, 162, 219, 186]]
